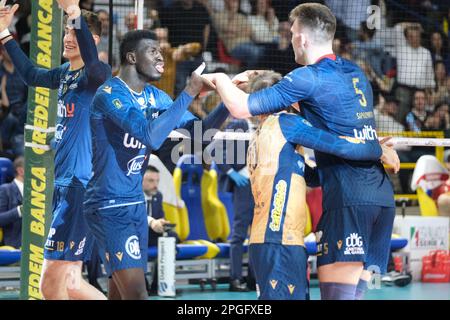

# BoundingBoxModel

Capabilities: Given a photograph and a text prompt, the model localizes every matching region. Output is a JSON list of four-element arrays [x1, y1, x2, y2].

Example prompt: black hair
[[120, 29, 157, 65], [146, 165, 159, 173]]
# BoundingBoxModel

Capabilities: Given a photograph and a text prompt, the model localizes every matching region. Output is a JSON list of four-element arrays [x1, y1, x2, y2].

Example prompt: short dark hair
[[64, 9, 102, 36], [289, 3, 336, 43], [146, 165, 159, 173], [120, 30, 157, 65]]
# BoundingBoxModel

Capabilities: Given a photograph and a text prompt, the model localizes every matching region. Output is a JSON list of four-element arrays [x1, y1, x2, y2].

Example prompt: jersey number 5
[[352, 78, 367, 107]]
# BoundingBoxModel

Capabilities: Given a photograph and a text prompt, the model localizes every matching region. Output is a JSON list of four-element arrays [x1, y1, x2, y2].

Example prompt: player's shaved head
[[289, 3, 336, 44]]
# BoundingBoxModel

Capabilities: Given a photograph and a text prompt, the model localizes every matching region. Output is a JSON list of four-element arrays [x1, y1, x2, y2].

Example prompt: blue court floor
[[0, 280, 448, 300]]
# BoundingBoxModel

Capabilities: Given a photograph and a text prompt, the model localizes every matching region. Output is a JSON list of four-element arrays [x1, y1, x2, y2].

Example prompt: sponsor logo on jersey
[[269, 180, 287, 232], [270, 280, 278, 289], [123, 133, 146, 149], [149, 93, 155, 106], [75, 237, 86, 256], [113, 98, 123, 109], [70, 241, 75, 250], [57, 101, 75, 118], [126, 155, 146, 176], [48, 228, 56, 239], [288, 284, 295, 295], [353, 125, 378, 141], [337, 240, 343, 250], [340, 136, 365, 144], [302, 118, 312, 127], [344, 233, 364, 255], [69, 83, 78, 90], [315, 231, 323, 243], [105, 252, 110, 262], [115, 252, 123, 261], [152, 112, 159, 119], [103, 86, 112, 94], [125, 235, 141, 260], [55, 124, 66, 142]]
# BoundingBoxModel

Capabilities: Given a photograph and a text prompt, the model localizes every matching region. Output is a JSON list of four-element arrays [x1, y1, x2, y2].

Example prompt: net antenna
[[135, 0, 144, 30]]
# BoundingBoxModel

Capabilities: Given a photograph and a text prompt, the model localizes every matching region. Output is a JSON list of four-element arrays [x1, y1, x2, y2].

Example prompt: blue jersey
[[248, 56, 394, 210], [4, 17, 111, 187], [248, 113, 381, 246], [84, 77, 198, 210]]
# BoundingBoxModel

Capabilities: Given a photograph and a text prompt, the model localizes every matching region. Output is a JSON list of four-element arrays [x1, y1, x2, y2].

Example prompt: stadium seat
[[0, 247, 21, 266], [0, 157, 14, 185], [417, 188, 439, 216], [201, 162, 230, 242], [173, 155, 221, 259]]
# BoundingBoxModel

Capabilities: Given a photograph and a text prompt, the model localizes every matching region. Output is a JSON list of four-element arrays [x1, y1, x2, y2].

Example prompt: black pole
[[108, 0, 113, 67]]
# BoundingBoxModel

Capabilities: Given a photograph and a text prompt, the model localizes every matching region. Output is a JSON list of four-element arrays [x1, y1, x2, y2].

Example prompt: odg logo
[[125, 235, 141, 260]]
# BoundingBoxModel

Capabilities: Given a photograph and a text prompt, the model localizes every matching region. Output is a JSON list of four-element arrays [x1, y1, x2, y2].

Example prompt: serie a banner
[[20, 0, 62, 300]]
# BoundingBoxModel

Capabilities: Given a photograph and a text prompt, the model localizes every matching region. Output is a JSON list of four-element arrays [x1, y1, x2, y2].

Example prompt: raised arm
[[0, 3, 62, 88], [278, 114, 382, 161], [73, 13, 111, 85], [95, 72, 205, 150], [203, 66, 314, 119]]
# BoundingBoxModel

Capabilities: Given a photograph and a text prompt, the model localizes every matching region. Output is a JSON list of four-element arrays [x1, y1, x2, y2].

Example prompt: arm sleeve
[[247, 67, 316, 116], [95, 90, 194, 150], [74, 16, 112, 86], [181, 102, 229, 134], [279, 114, 382, 161], [3, 39, 62, 89]]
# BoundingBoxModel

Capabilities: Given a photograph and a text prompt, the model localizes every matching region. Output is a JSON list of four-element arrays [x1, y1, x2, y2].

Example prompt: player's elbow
[[227, 102, 251, 119]]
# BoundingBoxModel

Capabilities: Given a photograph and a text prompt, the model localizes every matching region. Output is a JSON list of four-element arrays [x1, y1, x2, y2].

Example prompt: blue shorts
[[84, 203, 148, 277], [44, 185, 94, 261], [249, 243, 309, 300], [316, 205, 395, 274]]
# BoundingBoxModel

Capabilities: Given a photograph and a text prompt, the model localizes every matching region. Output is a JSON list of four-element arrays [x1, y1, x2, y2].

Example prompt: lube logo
[[353, 125, 378, 141], [125, 235, 141, 260], [126, 155, 145, 176], [123, 133, 146, 149]]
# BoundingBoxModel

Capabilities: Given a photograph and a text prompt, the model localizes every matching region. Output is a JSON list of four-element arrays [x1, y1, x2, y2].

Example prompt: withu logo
[[58, 101, 75, 118], [353, 125, 378, 141], [123, 133, 146, 149], [127, 155, 145, 176]]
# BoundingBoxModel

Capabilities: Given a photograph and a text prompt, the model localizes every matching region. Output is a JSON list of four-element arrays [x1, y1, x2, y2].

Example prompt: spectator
[[143, 166, 179, 295], [424, 101, 450, 131], [405, 89, 429, 132], [0, 156, 24, 249], [96, 9, 120, 71], [260, 21, 296, 75], [1, 47, 28, 127], [374, 95, 405, 132], [429, 31, 449, 71], [124, 12, 137, 33], [352, 22, 395, 78], [325, 0, 371, 41], [80, 0, 94, 11], [248, 0, 279, 45], [393, 24, 436, 122], [152, 27, 202, 98], [208, 0, 252, 14], [430, 60, 449, 105], [212, 0, 264, 68], [212, 117, 256, 292], [160, 0, 211, 96]]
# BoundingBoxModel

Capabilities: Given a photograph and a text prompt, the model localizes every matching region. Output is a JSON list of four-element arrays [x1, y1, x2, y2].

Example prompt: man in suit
[[143, 165, 179, 295], [0, 156, 24, 248], [215, 118, 256, 292]]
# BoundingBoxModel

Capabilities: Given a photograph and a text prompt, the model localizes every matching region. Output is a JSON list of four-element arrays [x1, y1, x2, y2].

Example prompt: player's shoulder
[[278, 112, 312, 127]]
